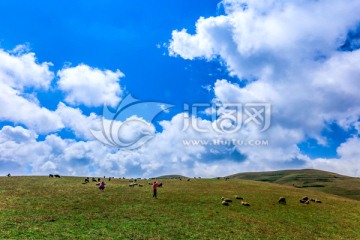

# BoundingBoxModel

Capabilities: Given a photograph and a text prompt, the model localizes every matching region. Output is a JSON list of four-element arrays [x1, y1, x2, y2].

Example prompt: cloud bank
[[1, 0, 360, 177], [168, 0, 360, 176]]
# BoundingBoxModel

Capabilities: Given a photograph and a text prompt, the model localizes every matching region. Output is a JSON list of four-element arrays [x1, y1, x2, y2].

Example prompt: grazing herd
[[67, 176, 165, 189], [221, 195, 322, 207], [299, 196, 322, 204], [129, 181, 162, 187], [49, 174, 61, 178], [221, 196, 251, 206], [12, 174, 323, 206]]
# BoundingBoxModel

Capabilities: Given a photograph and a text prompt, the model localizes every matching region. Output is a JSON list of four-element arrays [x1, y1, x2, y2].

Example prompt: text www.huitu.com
[[182, 139, 269, 146]]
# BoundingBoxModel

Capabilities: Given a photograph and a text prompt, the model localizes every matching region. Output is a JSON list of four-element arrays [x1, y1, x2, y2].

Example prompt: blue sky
[[1, 0, 360, 177], [0, 0, 221, 104]]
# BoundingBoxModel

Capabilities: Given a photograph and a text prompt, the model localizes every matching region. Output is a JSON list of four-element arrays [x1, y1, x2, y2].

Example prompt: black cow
[[54, 174, 61, 178], [278, 197, 286, 204], [49, 174, 54, 178]]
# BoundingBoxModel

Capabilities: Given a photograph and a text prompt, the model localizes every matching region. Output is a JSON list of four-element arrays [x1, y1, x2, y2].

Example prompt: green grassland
[[0, 176, 360, 239], [228, 169, 360, 201]]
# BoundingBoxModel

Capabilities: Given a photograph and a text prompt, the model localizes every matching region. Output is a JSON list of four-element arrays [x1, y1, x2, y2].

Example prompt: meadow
[[0, 176, 359, 239], [229, 169, 360, 201]]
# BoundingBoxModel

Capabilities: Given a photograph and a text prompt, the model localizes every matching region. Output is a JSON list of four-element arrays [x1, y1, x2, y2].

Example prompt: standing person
[[152, 181, 158, 198], [99, 181, 106, 190]]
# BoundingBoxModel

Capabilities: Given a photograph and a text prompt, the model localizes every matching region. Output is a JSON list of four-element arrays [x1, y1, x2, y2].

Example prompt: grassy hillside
[[1, 176, 360, 239], [228, 169, 360, 201], [155, 175, 187, 179]]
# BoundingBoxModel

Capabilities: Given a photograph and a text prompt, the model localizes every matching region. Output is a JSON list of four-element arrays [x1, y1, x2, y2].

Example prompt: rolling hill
[[1, 176, 360, 239], [227, 169, 360, 200], [155, 174, 188, 179]]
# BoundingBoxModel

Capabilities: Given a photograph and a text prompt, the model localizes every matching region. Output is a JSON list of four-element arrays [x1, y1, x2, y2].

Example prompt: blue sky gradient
[[1, 0, 360, 177]]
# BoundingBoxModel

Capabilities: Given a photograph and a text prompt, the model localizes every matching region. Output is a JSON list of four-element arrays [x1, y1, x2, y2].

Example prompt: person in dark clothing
[[99, 181, 106, 190], [152, 181, 158, 198]]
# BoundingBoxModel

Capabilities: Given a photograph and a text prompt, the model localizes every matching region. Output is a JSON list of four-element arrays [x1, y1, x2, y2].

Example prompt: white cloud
[[0, 47, 157, 177], [170, 0, 360, 129], [0, 127, 50, 175], [90, 114, 156, 150], [3, 1, 360, 178], [55, 102, 100, 140], [0, 126, 37, 144], [57, 64, 124, 107], [0, 46, 54, 90], [0, 46, 63, 133], [0, 130, 134, 176], [212, 50, 360, 139], [170, 0, 360, 77], [119, 113, 242, 177], [166, 0, 360, 177], [307, 136, 360, 177], [0, 81, 64, 133]]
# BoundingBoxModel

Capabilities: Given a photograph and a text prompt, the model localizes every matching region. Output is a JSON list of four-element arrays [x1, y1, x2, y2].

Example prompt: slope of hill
[[228, 169, 360, 200], [155, 174, 187, 179], [0, 176, 360, 239]]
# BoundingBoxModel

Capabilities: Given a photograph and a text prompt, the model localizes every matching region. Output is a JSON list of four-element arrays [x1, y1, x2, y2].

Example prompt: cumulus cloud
[[57, 64, 124, 107], [167, 0, 360, 176], [0, 129, 139, 176], [0, 47, 63, 133], [0, 47, 150, 177], [0, 126, 37, 144], [212, 49, 360, 138], [3, 1, 360, 178], [170, 0, 360, 77], [307, 136, 360, 177], [0, 125, 45, 175], [0, 45, 54, 90], [0, 82, 64, 133], [55, 102, 100, 140], [114, 113, 248, 177]]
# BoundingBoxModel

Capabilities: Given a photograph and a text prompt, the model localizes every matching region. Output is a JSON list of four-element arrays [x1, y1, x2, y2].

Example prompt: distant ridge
[[155, 174, 188, 179], [227, 169, 360, 200]]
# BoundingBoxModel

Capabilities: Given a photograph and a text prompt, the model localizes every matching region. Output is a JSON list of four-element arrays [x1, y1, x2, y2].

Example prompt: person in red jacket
[[152, 181, 158, 198]]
